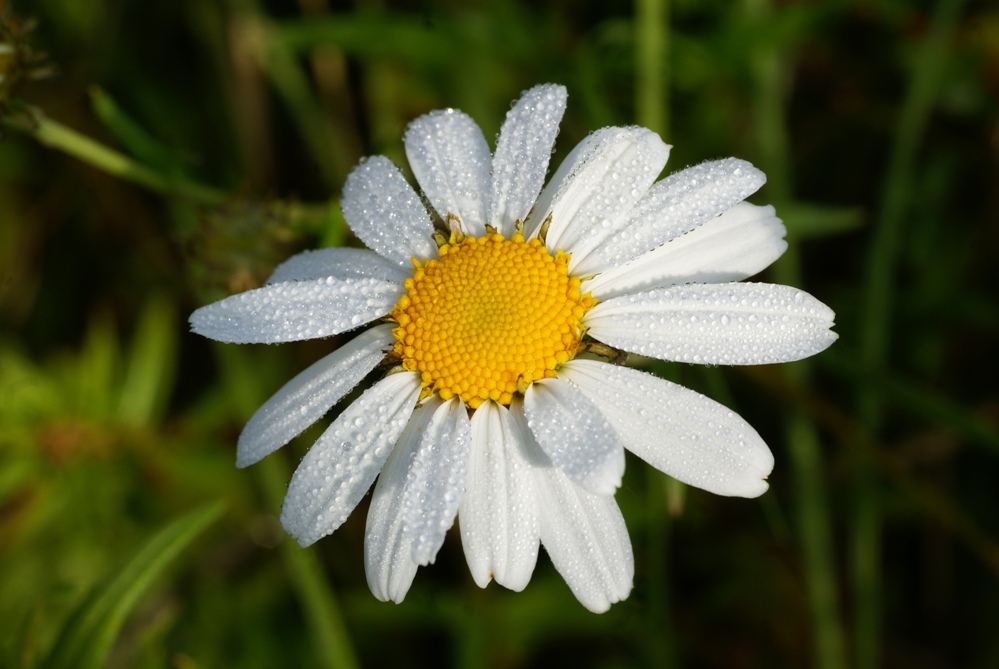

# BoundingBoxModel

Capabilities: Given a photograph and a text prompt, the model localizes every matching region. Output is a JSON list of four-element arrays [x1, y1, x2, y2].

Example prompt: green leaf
[[41, 502, 224, 669]]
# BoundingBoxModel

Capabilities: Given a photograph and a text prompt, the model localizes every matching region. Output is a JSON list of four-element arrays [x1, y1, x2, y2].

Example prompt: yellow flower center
[[390, 232, 596, 409]]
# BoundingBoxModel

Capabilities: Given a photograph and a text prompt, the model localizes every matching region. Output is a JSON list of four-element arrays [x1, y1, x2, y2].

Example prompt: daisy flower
[[190, 84, 836, 612]]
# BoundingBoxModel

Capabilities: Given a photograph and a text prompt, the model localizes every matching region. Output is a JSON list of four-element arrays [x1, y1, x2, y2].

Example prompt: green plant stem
[[745, 1, 847, 668], [259, 456, 360, 669], [4, 104, 332, 229], [854, 1, 966, 667], [635, 4, 676, 666], [4, 106, 229, 205], [636, 0, 669, 141]]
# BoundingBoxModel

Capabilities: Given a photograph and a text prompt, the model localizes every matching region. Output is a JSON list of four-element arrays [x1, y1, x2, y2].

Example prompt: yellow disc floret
[[390, 232, 596, 409]]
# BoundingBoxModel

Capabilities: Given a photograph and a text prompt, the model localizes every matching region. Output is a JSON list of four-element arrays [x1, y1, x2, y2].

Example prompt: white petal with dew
[[405, 109, 492, 237], [340, 156, 437, 267], [280, 372, 421, 547], [237, 324, 395, 468], [523, 377, 624, 496], [523, 127, 669, 269], [402, 398, 473, 566], [549, 129, 671, 276], [586, 158, 766, 271], [586, 203, 786, 300], [365, 399, 440, 603], [266, 247, 409, 285], [534, 464, 634, 613], [459, 400, 541, 591], [189, 275, 401, 344], [586, 282, 838, 365], [488, 84, 567, 237], [560, 359, 774, 497]]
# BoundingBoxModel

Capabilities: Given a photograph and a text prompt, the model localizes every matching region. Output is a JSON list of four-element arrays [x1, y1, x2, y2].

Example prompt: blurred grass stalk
[[635, 1, 678, 666], [744, 0, 848, 668], [855, 1, 966, 668]]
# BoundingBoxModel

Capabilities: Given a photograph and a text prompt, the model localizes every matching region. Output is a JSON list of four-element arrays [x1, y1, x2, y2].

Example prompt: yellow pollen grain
[[390, 233, 596, 409]]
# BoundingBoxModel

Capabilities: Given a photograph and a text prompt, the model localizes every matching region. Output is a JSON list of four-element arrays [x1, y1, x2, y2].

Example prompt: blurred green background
[[2, 0, 997, 667]]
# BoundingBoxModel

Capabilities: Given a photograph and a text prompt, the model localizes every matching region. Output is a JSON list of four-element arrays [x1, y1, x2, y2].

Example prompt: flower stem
[[3, 105, 229, 205], [636, 0, 670, 141]]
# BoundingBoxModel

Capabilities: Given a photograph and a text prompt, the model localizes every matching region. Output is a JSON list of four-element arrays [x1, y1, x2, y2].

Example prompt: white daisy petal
[[560, 360, 774, 497], [365, 399, 440, 603], [340, 155, 437, 267], [549, 129, 671, 275], [586, 158, 767, 271], [402, 397, 473, 566], [488, 84, 568, 236], [189, 276, 402, 344], [405, 109, 492, 237], [279, 371, 421, 547], [524, 127, 670, 273], [266, 247, 410, 285], [236, 324, 395, 468], [586, 282, 838, 365], [534, 464, 634, 613], [523, 377, 624, 496], [459, 400, 541, 591], [586, 202, 787, 300]]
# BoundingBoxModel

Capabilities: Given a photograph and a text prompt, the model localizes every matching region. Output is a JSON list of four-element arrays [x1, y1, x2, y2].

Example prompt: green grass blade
[[41, 502, 224, 669]]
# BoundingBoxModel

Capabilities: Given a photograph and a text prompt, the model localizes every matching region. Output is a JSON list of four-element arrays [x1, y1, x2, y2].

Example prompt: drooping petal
[[585, 203, 787, 300], [279, 371, 421, 547], [585, 282, 837, 365], [189, 275, 402, 344], [404, 109, 492, 237], [522, 377, 624, 496], [236, 324, 395, 468], [523, 127, 670, 274], [488, 84, 567, 237], [560, 359, 773, 497], [459, 400, 541, 591], [402, 397, 473, 566], [266, 247, 409, 285], [340, 156, 437, 267], [534, 462, 634, 613], [365, 399, 440, 603], [585, 158, 767, 271]]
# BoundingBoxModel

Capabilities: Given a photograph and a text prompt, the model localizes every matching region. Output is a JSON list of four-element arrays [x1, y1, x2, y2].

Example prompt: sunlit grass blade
[[40, 502, 224, 669]]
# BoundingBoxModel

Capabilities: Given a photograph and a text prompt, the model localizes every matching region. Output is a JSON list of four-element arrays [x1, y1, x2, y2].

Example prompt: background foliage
[[2, 0, 997, 667]]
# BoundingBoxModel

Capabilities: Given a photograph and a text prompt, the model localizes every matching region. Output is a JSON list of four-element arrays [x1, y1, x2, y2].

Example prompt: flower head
[[190, 84, 836, 612]]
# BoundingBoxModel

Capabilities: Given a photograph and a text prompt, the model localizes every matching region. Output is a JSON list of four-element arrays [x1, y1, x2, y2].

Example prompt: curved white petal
[[534, 464, 634, 613], [402, 397, 473, 566], [551, 129, 671, 275], [586, 282, 837, 365], [279, 371, 421, 547], [586, 158, 767, 271], [523, 127, 670, 273], [266, 247, 409, 285], [340, 156, 437, 267], [405, 109, 492, 237], [365, 398, 440, 603], [488, 84, 567, 236], [523, 377, 624, 495], [560, 360, 773, 497], [459, 401, 541, 591], [189, 276, 401, 344], [586, 203, 787, 300], [236, 324, 395, 468]]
